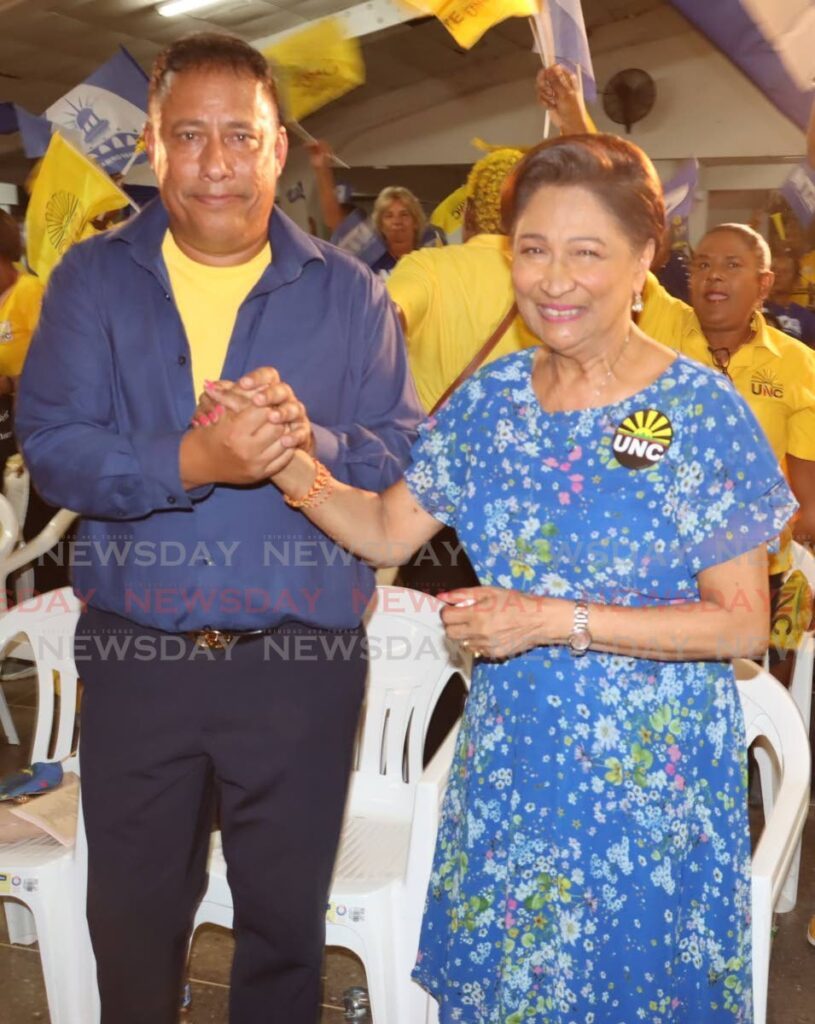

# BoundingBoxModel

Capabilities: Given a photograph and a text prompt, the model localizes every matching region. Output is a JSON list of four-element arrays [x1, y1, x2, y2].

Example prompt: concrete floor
[[0, 670, 813, 1023]]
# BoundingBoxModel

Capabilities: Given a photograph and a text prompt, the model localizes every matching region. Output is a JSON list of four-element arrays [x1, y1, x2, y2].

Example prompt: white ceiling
[[0, 0, 665, 183]]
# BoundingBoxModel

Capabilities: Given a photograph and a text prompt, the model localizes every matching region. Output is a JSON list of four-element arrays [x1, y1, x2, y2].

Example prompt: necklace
[[588, 331, 630, 401], [542, 331, 631, 412]]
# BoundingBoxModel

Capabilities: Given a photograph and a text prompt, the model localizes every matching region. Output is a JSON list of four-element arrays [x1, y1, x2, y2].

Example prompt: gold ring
[[472, 649, 483, 658]]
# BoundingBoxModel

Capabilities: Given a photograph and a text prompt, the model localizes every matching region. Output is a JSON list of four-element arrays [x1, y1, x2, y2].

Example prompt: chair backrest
[[0, 492, 19, 564], [0, 587, 82, 762], [2, 455, 29, 540], [733, 659, 810, 762], [356, 586, 469, 789]]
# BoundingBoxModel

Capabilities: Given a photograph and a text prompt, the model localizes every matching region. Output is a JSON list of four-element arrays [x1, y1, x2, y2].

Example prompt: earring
[[632, 291, 644, 313]]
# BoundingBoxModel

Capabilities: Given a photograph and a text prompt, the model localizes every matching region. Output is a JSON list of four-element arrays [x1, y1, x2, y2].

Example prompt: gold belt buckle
[[195, 629, 234, 651]]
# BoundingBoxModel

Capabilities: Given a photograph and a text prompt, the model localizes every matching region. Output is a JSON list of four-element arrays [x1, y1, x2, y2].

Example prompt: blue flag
[[667, 1, 814, 131], [663, 158, 699, 220], [44, 48, 148, 174], [330, 209, 388, 268], [536, 1, 597, 103], [1, 48, 148, 175], [781, 162, 815, 229]]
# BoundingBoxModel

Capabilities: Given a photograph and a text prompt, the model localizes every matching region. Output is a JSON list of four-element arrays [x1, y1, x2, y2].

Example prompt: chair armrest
[[752, 777, 810, 906], [0, 509, 78, 611]]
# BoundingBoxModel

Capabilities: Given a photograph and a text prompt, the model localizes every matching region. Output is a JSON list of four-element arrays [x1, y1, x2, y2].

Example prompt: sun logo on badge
[[612, 409, 673, 470], [45, 192, 85, 255]]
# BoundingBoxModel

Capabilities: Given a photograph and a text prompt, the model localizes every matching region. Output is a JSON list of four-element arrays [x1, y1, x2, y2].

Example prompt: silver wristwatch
[[568, 600, 591, 657]]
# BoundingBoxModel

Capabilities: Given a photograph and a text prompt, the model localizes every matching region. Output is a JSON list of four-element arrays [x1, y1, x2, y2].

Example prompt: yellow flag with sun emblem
[[402, 0, 539, 49], [25, 133, 129, 283], [263, 18, 365, 123]]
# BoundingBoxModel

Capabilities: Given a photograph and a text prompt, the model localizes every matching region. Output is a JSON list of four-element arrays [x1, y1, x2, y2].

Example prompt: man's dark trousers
[[76, 606, 367, 1024]]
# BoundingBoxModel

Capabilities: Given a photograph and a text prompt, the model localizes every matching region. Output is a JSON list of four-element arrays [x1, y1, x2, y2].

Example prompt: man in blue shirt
[[16, 33, 421, 1024]]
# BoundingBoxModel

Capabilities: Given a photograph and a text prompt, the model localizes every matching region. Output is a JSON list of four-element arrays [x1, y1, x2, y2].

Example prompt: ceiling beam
[[251, 0, 421, 50]]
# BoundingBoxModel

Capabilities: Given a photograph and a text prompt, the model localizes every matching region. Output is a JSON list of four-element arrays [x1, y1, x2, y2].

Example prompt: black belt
[[185, 628, 266, 651], [184, 623, 362, 651]]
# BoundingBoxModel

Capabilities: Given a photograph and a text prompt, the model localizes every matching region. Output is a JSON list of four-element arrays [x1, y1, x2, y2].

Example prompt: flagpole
[[287, 119, 350, 169], [528, 15, 551, 140], [116, 145, 143, 212]]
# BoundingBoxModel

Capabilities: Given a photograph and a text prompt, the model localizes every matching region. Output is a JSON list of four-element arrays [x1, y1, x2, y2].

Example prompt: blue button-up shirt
[[16, 201, 422, 631]]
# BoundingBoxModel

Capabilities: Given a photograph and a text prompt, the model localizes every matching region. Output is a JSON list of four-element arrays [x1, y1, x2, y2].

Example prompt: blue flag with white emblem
[[1, 48, 148, 175]]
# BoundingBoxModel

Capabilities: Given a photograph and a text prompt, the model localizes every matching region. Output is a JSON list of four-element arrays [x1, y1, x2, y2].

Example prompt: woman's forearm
[[273, 450, 440, 567], [582, 599, 768, 661], [454, 575, 768, 662]]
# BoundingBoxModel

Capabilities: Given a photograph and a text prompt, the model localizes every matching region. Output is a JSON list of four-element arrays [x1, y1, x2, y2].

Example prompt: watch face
[[569, 628, 591, 654]]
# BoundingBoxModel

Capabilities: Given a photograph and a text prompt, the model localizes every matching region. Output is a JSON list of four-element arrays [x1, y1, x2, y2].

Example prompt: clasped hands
[[186, 367, 311, 486]]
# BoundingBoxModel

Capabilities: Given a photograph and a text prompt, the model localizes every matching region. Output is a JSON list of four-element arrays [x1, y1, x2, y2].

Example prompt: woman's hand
[[191, 370, 314, 454], [439, 586, 569, 660]]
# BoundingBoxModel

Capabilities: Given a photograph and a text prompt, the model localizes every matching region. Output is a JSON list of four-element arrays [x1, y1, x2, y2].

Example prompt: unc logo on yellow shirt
[[612, 409, 673, 470], [750, 370, 783, 399]]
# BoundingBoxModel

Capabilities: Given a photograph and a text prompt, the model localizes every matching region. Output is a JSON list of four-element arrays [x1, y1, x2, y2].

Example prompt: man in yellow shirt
[[388, 65, 589, 414], [387, 147, 536, 412], [639, 223, 815, 576]]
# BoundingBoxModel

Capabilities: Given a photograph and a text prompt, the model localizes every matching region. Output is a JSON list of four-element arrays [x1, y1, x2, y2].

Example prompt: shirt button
[[177, 355, 187, 366], [167, 495, 177, 505]]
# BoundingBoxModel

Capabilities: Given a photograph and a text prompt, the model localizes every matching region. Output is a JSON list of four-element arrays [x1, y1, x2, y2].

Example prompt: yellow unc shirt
[[0, 273, 44, 377], [162, 231, 271, 400], [641, 273, 815, 572], [386, 234, 539, 413]]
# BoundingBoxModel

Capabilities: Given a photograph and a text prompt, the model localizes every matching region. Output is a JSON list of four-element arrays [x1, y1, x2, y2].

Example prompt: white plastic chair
[[0, 491, 23, 745], [733, 659, 810, 1024], [756, 540, 814, 912], [0, 499, 78, 748], [0, 588, 97, 1024], [192, 586, 471, 1023]]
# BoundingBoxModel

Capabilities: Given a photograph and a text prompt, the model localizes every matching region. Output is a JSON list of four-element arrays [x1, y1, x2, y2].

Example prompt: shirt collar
[[109, 197, 325, 290], [688, 307, 780, 358]]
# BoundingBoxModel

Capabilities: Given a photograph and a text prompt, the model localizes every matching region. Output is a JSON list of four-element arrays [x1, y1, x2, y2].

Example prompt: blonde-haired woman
[[307, 141, 440, 276]]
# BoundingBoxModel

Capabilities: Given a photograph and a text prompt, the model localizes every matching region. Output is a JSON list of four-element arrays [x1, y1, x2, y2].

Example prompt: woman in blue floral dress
[[218, 135, 795, 1023]]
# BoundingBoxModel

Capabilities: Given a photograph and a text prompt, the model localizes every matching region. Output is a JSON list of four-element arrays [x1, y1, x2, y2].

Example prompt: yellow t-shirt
[[0, 272, 44, 377], [641, 272, 815, 571], [386, 234, 539, 413], [162, 232, 271, 400]]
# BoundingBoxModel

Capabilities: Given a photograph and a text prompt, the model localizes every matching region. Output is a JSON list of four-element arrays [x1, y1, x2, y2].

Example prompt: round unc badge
[[612, 408, 673, 469]]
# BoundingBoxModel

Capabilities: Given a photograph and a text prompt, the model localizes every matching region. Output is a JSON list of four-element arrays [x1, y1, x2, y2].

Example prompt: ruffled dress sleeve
[[667, 375, 797, 574]]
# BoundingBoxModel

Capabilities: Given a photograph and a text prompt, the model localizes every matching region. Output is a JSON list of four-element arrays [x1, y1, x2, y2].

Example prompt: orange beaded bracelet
[[283, 459, 335, 510]]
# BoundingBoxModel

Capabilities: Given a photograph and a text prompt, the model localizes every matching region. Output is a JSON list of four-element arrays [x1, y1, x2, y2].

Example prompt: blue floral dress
[[404, 350, 796, 1024]]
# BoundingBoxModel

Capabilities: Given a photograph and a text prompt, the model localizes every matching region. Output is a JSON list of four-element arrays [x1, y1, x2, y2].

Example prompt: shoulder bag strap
[[429, 302, 518, 416]]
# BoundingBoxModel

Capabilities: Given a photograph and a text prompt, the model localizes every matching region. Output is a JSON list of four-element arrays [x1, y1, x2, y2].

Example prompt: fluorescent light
[[157, 0, 221, 17]]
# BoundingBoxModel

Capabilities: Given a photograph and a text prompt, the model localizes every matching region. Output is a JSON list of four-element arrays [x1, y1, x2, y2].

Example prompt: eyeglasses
[[708, 347, 732, 380]]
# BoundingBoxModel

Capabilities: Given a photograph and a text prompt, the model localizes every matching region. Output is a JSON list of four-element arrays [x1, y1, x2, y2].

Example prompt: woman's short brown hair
[[500, 133, 665, 252]]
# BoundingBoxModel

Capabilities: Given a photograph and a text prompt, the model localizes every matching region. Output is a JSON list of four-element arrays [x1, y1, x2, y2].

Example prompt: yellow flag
[[263, 18, 365, 123], [430, 185, 469, 237], [25, 133, 128, 283], [403, 0, 539, 49]]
